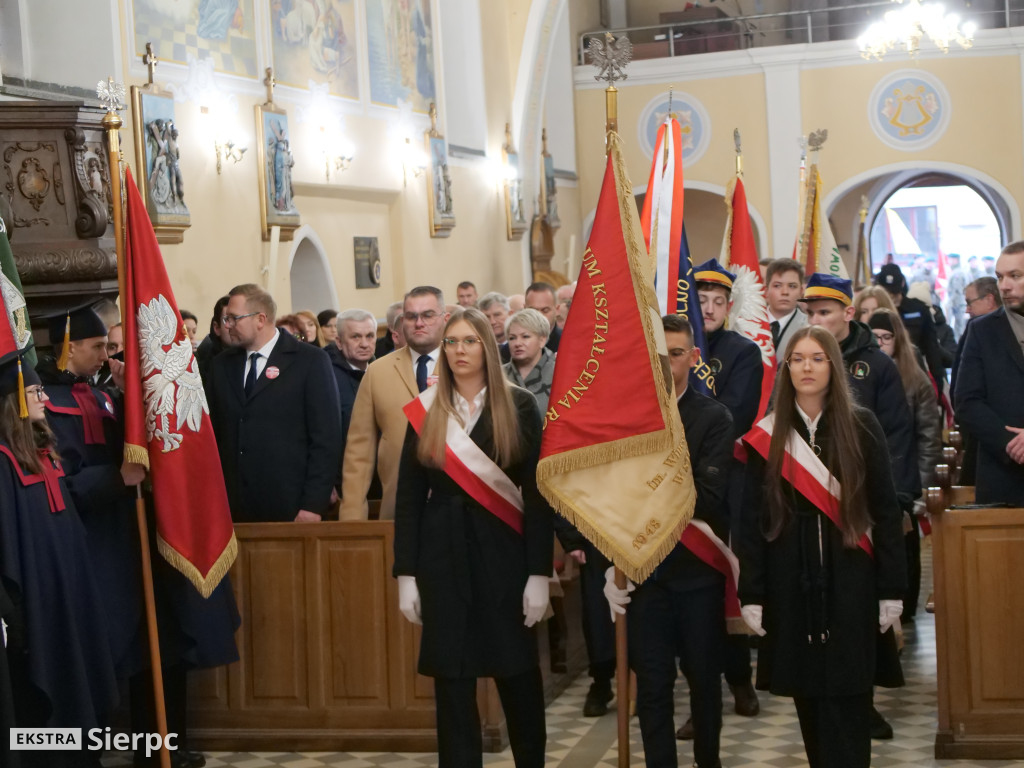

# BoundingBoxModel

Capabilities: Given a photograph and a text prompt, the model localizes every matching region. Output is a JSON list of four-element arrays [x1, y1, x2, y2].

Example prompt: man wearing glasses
[[207, 283, 342, 524], [341, 286, 449, 521]]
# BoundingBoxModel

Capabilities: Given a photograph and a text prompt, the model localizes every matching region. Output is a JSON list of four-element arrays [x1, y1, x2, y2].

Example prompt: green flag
[[0, 216, 35, 365]]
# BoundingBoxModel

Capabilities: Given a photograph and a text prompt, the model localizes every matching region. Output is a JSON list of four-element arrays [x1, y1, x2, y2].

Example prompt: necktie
[[416, 354, 430, 393], [770, 320, 781, 349], [244, 352, 260, 397]]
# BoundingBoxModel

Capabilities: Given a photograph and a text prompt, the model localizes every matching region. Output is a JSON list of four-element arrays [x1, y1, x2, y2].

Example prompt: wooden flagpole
[[101, 78, 173, 768]]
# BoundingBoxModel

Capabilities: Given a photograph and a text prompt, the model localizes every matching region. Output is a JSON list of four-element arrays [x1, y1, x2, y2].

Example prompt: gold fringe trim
[[123, 441, 151, 470], [157, 531, 238, 599], [537, 428, 671, 481], [17, 360, 27, 419], [542, 474, 695, 585]]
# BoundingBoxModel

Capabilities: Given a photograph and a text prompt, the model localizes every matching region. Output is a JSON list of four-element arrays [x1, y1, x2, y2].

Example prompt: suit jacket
[[953, 308, 1024, 505], [340, 345, 421, 520], [706, 327, 763, 439], [208, 331, 342, 522], [773, 307, 808, 362]]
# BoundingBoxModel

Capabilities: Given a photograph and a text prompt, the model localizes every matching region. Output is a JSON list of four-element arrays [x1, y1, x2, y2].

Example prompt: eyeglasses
[[404, 310, 441, 323], [443, 336, 482, 348], [26, 386, 46, 402], [873, 332, 895, 344], [786, 355, 829, 368], [223, 312, 259, 327], [965, 296, 986, 307]]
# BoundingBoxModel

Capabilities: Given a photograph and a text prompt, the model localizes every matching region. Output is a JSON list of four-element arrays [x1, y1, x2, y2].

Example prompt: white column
[[762, 61, 803, 260]]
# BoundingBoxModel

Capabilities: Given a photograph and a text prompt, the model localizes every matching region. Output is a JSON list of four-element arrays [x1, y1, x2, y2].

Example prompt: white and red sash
[[743, 414, 873, 558], [403, 387, 524, 535], [679, 520, 741, 619]]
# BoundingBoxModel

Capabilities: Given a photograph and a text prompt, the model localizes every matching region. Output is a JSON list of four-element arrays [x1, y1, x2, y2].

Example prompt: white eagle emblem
[[137, 294, 208, 452], [728, 266, 776, 365]]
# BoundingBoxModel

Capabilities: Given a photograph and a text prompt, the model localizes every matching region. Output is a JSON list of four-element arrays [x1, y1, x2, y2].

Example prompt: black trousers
[[130, 662, 189, 757], [793, 693, 871, 768], [629, 581, 725, 768], [433, 667, 546, 768], [579, 542, 616, 682], [725, 462, 753, 687], [904, 509, 921, 617]]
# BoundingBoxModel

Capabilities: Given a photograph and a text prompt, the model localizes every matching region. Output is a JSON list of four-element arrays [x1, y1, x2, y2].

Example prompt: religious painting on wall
[[131, 0, 259, 79], [131, 84, 191, 243], [255, 104, 301, 241], [503, 124, 526, 241], [271, 0, 360, 100], [365, 0, 436, 111], [425, 104, 454, 238]]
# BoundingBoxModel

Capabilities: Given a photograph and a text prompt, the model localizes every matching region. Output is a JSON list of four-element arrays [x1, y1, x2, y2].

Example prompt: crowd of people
[[1, 243, 1023, 768]]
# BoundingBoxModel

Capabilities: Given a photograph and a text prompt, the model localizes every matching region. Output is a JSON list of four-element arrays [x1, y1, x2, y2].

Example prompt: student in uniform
[[394, 308, 553, 768], [738, 326, 907, 768]]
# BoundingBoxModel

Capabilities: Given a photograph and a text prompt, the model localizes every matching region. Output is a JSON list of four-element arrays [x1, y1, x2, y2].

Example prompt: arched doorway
[[288, 227, 338, 313]]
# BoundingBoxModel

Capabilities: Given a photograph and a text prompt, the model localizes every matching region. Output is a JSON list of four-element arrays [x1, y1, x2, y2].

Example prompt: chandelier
[[858, 0, 976, 60]]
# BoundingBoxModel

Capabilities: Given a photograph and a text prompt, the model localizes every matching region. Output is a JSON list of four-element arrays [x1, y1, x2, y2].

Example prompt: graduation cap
[[0, 348, 40, 419], [44, 303, 108, 372]]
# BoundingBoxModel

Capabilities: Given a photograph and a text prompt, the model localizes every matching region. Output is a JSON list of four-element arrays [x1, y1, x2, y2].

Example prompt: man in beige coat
[[340, 286, 449, 520]]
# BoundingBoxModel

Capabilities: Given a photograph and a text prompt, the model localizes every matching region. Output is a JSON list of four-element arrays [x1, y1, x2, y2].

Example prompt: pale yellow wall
[[574, 72, 770, 258], [102, 0, 583, 326]]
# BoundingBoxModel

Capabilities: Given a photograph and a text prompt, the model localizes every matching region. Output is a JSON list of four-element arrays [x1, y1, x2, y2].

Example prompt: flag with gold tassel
[[121, 166, 236, 597], [537, 133, 695, 583], [798, 161, 848, 279]]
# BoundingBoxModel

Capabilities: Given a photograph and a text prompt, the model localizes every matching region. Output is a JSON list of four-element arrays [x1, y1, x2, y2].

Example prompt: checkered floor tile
[[103, 546, 1023, 767]]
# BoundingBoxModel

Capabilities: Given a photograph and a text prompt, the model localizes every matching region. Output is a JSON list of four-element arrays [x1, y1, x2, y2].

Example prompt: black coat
[[0, 441, 120, 728], [840, 321, 919, 502], [393, 387, 554, 678], [328, 346, 366, 446], [899, 295, 947, 385], [195, 333, 227, 384], [953, 308, 1024, 505], [0, 580, 15, 768], [738, 410, 906, 698], [705, 327, 763, 439], [37, 358, 147, 677], [208, 330, 343, 522], [648, 387, 733, 590]]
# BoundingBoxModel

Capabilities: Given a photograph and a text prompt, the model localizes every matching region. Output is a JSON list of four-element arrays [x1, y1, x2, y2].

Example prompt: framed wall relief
[[503, 124, 527, 241], [540, 128, 560, 232], [255, 102, 301, 242], [131, 54, 190, 244], [424, 104, 454, 238]]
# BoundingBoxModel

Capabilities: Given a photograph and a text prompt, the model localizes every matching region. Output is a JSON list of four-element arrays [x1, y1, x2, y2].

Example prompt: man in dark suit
[[208, 283, 342, 523], [954, 243, 1024, 506], [606, 314, 733, 768], [330, 308, 378, 444]]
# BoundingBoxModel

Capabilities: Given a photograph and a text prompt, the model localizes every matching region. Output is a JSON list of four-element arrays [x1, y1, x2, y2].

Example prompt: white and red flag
[[722, 176, 776, 419], [122, 167, 237, 597]]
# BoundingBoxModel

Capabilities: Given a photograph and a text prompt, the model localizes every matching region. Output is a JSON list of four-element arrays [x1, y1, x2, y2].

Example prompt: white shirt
[[411, 348, 440, 380], [770, 306, 798, 327], [795, 403, 822, 447], [454, 387, 487, 434], [243, 329, 281, 385]]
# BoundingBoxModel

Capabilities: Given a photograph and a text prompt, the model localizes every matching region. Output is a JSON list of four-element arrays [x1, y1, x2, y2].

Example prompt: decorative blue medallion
[[869, 70, 950, 151], [638, 91, 711, 165]]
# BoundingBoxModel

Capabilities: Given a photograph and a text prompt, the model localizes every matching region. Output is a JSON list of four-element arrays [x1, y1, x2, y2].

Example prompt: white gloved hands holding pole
[[523, 575, 550, 627], [397, 575, 422, 625], [603, 566, 635, 622], [879, 599, 903, 633], [741, 604, 767, 637]]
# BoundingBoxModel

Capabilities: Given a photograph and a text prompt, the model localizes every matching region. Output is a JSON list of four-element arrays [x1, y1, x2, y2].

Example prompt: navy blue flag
[[677, 225, 715, 396]]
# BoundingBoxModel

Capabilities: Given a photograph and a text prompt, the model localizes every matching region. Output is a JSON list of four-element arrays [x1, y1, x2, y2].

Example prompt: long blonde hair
[[416, 308, 523, 469], [852, 285, 897, 323]]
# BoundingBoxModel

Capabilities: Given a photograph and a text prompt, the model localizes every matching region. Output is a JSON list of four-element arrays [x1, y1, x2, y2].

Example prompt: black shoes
[[676, 715, 695, 740], [870, 706, 894, 740], [583, 681, 614, 717], [729, 682, 760, 717]]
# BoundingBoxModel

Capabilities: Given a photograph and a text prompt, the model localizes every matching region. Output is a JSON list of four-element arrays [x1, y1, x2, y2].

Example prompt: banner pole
[[103, 88, 172, 768]]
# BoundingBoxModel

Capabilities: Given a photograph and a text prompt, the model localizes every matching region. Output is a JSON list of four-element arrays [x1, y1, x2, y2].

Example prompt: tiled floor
[[104, 548, 1024, 767]]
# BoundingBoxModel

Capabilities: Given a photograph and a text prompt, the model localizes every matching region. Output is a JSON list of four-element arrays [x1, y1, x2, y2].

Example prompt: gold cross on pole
[[143, 42, 158, 86]]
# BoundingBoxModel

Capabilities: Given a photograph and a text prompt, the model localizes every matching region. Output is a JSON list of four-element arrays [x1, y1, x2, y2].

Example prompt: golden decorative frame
[[503, 123, 527, 241], [130, 84, 190, 244], [424, 103, 455, 238], [255, 102, 301, 242]]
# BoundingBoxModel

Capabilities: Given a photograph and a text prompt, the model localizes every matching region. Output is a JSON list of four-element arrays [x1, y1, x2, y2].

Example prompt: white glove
[[741, 604, 767, 637], [1, 619, 6, 648], [879, 599, 903, 633], [397, 575, 422, 625], [603, 566, 635, 621], [523, 575, 550, 627]]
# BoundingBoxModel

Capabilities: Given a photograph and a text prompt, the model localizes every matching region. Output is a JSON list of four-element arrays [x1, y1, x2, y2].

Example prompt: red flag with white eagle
[[722, 176, 775, 419], [122, 167, 236, 597]]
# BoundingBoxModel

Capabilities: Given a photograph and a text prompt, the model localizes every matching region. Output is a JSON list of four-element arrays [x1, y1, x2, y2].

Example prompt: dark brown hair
[[0, 393, 59, 475], [765, 325, 871, 548]]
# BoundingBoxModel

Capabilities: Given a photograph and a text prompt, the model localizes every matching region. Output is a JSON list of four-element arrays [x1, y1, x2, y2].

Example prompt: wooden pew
[[928, 486, 1024, 759], [187, 521, 585, 752]]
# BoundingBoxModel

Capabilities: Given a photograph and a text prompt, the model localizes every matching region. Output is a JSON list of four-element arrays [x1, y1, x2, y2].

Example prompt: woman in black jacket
[[394, 308, 553, 768], [739, 326, 906, 768]]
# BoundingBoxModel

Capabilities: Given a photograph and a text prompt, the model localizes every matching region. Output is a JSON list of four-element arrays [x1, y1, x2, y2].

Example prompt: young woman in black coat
[[738, 326, 907, 768], [394, 308, 553, 768]]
